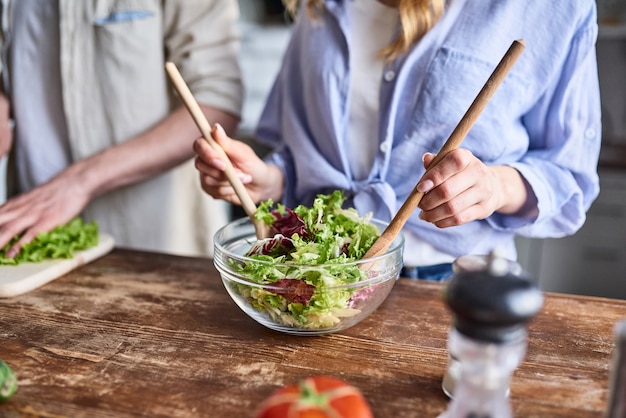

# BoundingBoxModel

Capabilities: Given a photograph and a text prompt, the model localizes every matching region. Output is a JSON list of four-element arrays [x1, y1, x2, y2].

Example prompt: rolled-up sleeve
[[163, 0, 243, 118]]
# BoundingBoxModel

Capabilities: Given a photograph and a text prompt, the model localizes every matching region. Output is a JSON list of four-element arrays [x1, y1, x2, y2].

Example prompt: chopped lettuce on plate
[[0, 218, 99, 265]]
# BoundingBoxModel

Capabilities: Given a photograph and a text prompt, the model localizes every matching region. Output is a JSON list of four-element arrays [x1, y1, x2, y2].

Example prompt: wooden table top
[[0, 248, 624, 417]]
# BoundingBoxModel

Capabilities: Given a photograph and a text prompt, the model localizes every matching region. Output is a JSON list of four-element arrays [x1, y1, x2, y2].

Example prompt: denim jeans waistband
[[401, 263, 454, 282]]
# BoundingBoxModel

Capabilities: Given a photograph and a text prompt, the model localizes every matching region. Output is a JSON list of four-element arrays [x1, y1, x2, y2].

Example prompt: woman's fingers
[[418, 149, 500, 227]]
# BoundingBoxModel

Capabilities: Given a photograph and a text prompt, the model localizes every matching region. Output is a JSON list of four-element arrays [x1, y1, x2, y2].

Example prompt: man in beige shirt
[[0, 0, 243, 258]]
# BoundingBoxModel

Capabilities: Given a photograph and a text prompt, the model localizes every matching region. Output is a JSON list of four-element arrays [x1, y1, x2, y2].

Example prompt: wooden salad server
[[165, 62, 270, 240], [363, 39, 526, 260]]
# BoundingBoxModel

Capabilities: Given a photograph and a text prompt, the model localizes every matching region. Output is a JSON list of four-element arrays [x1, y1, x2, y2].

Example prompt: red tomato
[[255, 376, 373, 418]]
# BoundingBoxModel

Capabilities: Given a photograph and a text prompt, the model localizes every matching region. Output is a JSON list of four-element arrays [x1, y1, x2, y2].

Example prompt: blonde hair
[[282, 0, 446, 60]]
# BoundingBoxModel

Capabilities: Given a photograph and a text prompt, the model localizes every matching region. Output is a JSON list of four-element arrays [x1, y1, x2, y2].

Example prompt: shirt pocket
[[92, 1, 162, 63], [90, 2, 168, 140], [94, 10, 154, 25], [408, 46, 530, 162]]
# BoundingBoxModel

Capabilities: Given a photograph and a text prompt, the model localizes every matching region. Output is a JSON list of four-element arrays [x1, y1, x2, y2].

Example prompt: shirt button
[[584, 128, 596, 139], [383, 70, 396, 82], [379, 142, 390, 153]]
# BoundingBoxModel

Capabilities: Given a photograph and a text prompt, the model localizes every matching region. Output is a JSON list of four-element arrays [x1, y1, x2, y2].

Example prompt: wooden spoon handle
[[363, 39, 526, 260], [165, 62, 267, 239]]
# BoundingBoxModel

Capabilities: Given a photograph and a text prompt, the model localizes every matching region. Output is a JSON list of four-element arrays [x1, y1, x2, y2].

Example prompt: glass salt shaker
[[442, 250, 524, 399], [437, 249, 543, 418]]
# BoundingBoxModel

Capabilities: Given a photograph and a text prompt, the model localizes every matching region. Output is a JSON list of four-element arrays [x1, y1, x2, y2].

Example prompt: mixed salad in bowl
[[213, 191, 404, 335]]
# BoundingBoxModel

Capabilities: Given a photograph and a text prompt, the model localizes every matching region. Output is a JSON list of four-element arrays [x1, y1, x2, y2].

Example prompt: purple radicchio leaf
[[340, 242, 350, 256], [348, 285, 377, 308], [270, 208, 311, 239], [269, 278, 316, 305], [246, 234, 294, 257]]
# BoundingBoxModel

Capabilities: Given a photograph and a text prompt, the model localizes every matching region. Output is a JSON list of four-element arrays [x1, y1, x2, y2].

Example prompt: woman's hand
[[416, 149, 537, 228], [193, 123, 284, 205]]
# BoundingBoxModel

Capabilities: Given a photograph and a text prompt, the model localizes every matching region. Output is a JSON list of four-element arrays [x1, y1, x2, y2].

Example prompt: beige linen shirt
[[0, 0, 244, 257]]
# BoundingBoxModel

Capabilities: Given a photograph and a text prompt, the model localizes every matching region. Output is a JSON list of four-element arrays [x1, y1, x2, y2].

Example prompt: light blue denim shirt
[[256, 0, 601, 261]]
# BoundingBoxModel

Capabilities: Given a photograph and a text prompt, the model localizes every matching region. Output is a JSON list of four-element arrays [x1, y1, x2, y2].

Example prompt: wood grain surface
[[0, 248, 624, 417]]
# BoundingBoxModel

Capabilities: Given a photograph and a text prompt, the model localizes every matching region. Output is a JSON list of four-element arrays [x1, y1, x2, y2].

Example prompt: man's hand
[[0, 168, 90, 258]]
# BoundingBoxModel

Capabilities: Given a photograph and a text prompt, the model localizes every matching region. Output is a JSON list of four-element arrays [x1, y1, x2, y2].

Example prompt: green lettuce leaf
[[0, 218, 99, 265], [0, 359, 17, 401], [234, 190, 382, 328]]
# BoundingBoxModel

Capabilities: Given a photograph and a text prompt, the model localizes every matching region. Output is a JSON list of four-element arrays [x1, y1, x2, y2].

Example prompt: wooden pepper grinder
[[438, 250, 544, 418]]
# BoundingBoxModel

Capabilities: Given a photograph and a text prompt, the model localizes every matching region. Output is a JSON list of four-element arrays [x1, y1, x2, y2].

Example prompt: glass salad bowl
[[213, 216, 404, 336]]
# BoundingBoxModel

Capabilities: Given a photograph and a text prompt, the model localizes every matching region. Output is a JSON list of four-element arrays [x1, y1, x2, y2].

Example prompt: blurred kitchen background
[[237, 0, 626, 299]]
